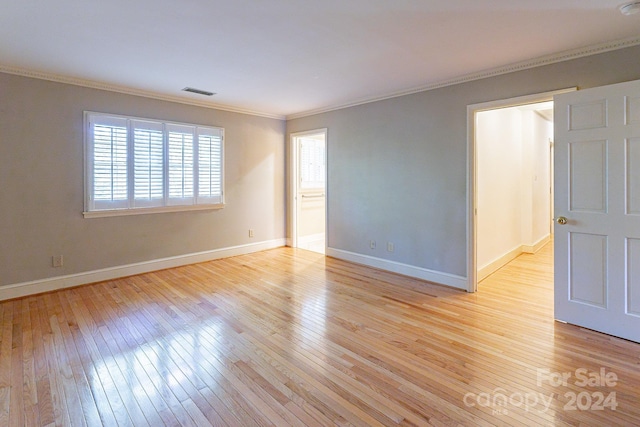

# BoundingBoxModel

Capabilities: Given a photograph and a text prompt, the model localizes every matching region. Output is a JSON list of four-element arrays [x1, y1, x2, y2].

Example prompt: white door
[[554, 79, 640, 343], [292, 130, 326, 254]]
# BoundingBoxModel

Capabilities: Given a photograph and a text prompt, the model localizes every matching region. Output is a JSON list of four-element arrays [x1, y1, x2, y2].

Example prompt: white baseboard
[[478, 234, 551, 281], [478, 245, 522, 281], [522, 234, 551, 254], [326, 247, 467, 290], [0, 238, 286, 301]]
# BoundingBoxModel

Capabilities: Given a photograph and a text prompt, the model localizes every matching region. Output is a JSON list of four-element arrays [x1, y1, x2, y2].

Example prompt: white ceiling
[[1, 1, 639, 118]]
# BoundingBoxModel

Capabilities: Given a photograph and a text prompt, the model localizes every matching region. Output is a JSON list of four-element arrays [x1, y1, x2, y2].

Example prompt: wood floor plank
[[9, 300, 25, 427], [66, 287, 134, 427], [2, 243, 640, 426], [0, 302, 12, 426], [112, 277, 269, 427], [30, 298, 55, 427], [20, 298, 40, 426], [39, 299, 71, 426]]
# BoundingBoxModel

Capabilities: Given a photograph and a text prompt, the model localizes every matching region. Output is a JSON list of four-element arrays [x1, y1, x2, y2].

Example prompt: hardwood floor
[[1, 243, 639, 426]]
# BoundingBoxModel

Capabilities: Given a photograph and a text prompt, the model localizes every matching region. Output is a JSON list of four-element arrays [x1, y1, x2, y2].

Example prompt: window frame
[[298, 135, 326, 190], [84, 111, 224, 218]]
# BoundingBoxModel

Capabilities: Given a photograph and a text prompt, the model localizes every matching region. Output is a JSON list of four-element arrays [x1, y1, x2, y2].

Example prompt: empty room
[[2, 1, 640, 426]]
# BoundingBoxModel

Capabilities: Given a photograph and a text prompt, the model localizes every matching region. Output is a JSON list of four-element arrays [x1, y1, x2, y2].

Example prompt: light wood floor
[[1, 243, 639, 426]]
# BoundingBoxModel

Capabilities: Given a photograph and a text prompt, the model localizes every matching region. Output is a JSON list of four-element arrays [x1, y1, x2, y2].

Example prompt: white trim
[[0, 65, 284, 120], [466, 88, 576, 292], [3, 37, 638, 121], [477, 245, 523, 282], [522, 234, 551, 254], [289, 129, 328, 250], [287, 36, 640, 120], [83, 203, 224, 218], [466, 88, 576, 113], [478, 233, 550, 287], [0, 239, 285, 301], [326, 247, 467, 290]]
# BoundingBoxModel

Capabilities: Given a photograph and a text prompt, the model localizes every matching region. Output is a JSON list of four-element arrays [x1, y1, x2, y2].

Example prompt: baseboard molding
[[0, 238, 286, 301], [522, 234, 551, 254], [326, 247, 467, 290], [478, 234, 551, 281], [478, 245, 522, 281]]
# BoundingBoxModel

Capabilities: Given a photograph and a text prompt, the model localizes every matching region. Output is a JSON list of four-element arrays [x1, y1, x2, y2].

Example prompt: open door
[[291, 130, 326, 254], [554, 79, 640, 343]]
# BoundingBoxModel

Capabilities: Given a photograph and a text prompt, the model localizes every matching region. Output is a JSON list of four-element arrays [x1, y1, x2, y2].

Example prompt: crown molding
[[286, 36, 640, 120], [3, 36, 640, 122], [0, 65, 285, 120]]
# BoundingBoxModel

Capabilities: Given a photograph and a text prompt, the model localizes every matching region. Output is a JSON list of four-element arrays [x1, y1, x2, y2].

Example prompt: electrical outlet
[[52, 255, 64, 268], [370, 240, 376, 249], [387, 242, 394, 252], [249, 229, 254, 238]]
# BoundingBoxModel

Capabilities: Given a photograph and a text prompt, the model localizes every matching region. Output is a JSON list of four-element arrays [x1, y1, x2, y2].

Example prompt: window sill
[[83, 203, 225, 219]]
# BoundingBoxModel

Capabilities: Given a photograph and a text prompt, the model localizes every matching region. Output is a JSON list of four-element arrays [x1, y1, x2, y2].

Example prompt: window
[[299, 136, 325, 189], [84, 112, 224, 217]]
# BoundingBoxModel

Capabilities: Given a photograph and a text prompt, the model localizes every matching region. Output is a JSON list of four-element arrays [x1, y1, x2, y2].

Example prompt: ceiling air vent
[[620, 2, 640, 15], [182, 87, 216, 96]]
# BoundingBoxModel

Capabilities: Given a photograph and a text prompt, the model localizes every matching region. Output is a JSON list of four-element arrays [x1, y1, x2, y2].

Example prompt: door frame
[[466, 88, 575, 292], [289, 128, 328, 249]]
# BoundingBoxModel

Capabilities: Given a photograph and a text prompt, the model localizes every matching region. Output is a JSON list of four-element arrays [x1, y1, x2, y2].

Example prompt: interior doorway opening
[[467, 88, 576, 292], [290, 129, 327, 254], [476, 101, 554, 283]]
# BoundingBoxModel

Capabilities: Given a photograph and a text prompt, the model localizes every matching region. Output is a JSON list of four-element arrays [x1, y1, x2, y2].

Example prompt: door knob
[[556, 216, 568, 225]]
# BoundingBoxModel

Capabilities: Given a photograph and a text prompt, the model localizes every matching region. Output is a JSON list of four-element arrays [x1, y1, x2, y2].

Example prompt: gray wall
[[0, 73, 286, 287], [4, 44, 640, 290], [287, 45, 640, 279]]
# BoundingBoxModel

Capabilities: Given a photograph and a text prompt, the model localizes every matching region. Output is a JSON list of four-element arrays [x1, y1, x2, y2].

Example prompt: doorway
[[466, 88, 575, 292], [290, 129, 327, 254], [476, 101, 553, 281]]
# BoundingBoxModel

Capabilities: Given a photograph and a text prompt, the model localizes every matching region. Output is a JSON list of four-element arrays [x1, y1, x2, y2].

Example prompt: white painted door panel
[[555, 79, 640, 343]]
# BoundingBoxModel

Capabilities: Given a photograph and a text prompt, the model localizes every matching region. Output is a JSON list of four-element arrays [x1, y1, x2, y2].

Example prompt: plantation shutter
[[89, 115, 129, 210], [166, 124, 195, 205], [197, 128, 223, 204], [85, 112, 224, 215], [132, 120, 164, 208]]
